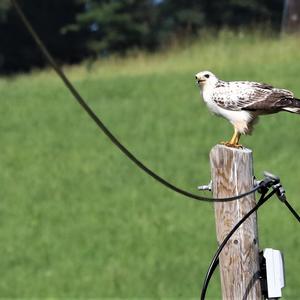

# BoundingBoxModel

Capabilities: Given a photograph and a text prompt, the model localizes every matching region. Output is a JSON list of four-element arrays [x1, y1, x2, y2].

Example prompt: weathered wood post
[[210, 144, 262, 300]]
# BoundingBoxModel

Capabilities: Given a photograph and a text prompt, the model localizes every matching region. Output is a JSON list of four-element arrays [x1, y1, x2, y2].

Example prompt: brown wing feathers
[[243, 94, 300, 112], [212, 80, 299, 113], [243, 87, 299, 112]]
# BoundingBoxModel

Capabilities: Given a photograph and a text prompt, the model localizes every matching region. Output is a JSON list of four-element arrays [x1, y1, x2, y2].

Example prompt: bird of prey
[[195, 70, 300, 147]]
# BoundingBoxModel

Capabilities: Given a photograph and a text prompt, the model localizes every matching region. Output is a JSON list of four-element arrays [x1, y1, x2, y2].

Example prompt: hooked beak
[[195, 76, 205, 85]]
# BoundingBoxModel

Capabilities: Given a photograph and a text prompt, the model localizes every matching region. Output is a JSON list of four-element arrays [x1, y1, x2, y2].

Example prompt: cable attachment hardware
[[254, 171, 281, 194], [272, 183, 286, 202], [263, 171, 286, 202], [197, 180, 212, 192]]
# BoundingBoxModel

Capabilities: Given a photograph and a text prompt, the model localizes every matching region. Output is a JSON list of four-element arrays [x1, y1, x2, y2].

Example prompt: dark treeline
[[0, 0, 284, 74]]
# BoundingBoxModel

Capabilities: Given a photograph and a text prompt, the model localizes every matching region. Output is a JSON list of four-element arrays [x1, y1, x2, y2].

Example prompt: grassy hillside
[[0, 32, 299, 299]]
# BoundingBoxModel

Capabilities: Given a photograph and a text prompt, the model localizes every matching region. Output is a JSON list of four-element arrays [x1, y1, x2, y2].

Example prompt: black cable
[[282, 199, 300, 223], [200, 188, 278, 300], [10, 4, 299, 299], [10, 0, 262, 203]]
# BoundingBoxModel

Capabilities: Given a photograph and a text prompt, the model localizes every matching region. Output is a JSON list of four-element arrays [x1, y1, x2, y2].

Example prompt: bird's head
[[195, 71, 218, 89]]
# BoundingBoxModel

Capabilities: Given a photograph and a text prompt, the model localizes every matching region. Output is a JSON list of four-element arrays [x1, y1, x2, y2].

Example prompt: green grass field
[[1, 32, 299, 299]]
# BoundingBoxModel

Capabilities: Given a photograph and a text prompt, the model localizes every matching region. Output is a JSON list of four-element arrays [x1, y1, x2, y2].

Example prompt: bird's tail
[[283, 98, 300, 114]]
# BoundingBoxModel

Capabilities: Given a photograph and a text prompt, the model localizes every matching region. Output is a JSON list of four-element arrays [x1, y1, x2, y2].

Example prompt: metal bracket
[[255, 171, 286, 201], [197, 171, 286, 201], [197, 180, 212, 192]]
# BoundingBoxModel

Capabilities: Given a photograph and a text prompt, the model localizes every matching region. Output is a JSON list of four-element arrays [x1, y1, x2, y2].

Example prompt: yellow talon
[[220, 128, 243, 148], [220, 141, 243, 149]]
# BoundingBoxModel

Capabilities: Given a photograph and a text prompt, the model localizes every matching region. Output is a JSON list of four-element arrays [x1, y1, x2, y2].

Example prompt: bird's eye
[[204, 74, 210, 78]]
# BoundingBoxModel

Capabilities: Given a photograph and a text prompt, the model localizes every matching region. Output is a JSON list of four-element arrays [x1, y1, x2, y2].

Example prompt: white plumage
[[195, 70, 300, 147]]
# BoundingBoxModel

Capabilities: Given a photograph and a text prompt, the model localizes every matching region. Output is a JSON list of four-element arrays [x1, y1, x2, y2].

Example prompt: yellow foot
[[220, 141, 243, 149]]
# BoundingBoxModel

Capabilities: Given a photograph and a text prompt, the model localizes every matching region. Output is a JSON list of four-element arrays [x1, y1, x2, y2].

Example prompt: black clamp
[[255, 171, 286, 202]]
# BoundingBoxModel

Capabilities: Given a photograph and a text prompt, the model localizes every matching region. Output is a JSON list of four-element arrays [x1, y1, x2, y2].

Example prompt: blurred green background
[[1, 33, 300, 298], [1, 1, 300, 299]]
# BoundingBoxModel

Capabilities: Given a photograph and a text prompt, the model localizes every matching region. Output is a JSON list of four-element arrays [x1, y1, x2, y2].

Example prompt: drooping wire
[[282, 199, 300, 223], [10, 0, 262, 203], [200, 188, 278, 300], [10, 3, 300, 299]]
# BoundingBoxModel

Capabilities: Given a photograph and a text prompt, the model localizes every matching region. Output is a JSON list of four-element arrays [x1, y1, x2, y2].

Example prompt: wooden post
[[210, 144, 262, 300]]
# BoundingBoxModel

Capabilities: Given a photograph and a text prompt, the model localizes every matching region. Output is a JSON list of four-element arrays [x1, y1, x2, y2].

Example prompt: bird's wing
[[243, 88, 295, 111], [212, 81, 294, 111]]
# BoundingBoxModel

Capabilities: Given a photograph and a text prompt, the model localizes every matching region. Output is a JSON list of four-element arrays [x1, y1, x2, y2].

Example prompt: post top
[[211, 144, 252, 154]]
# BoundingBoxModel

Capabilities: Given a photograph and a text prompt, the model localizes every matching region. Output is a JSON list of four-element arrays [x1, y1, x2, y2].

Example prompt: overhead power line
[[10, 0, 261, 203]]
